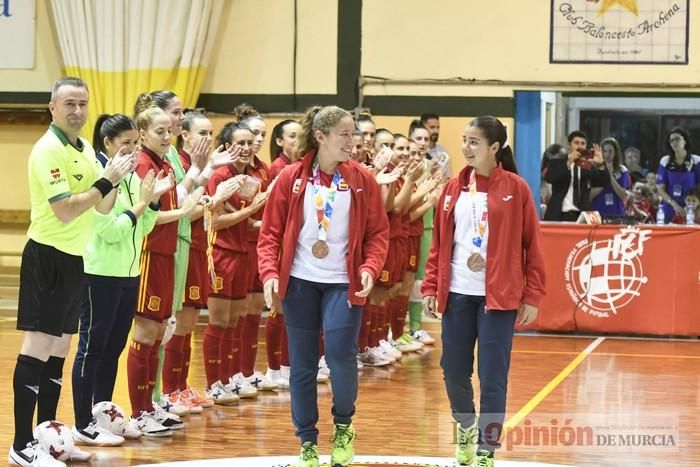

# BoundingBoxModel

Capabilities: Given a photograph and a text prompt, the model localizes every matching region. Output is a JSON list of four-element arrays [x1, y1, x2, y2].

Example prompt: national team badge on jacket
[[292, 178, 302, 193]]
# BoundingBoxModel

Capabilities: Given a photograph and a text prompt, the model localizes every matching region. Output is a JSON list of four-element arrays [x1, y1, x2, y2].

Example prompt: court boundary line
[[504, 337, 605, 431]]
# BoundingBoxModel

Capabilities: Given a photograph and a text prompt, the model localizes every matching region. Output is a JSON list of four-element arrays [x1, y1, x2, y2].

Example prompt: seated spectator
[[625, 181, 656, 224], [624, 146, 646, 183]]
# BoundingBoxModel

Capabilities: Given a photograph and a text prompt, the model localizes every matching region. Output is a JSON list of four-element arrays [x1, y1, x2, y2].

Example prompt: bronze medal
[[467, 253, 486, 272], [311, 240, 329, 259]]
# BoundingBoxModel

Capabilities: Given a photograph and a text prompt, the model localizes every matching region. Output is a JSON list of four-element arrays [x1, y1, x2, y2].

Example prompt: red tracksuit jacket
[[257, 150, 390, 306], [422, 165, 546, 313]]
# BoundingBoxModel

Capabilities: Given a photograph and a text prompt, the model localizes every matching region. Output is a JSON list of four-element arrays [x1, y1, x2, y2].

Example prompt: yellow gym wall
[[1, 0, 698, 234]]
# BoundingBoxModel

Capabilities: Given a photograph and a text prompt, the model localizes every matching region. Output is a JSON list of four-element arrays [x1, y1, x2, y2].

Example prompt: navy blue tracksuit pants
[[72, 274, 138, 428], [440, 293, 517, 452], [282, 276, 363, 445]]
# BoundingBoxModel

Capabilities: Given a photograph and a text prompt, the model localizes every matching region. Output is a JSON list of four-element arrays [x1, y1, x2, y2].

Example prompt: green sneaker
[[456, 421, 479, 465], [474, 449, 494, 467], [296, 441, 319, 467], [330, 423, 355, 466]]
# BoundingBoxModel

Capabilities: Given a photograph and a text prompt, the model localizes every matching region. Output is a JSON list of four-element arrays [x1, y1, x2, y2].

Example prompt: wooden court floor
[[1, 317, 699, 467]]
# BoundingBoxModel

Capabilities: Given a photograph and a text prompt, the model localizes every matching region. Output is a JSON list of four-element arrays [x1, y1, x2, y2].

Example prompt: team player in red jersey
[[422, 116, 545, 467], [163, 111, 242, 407], [126, 96, 202, 437], [264, 119, 302, 388], [230, 105, 280, 392], [203, 122, 268, 401], [258, 106, 389, 467]]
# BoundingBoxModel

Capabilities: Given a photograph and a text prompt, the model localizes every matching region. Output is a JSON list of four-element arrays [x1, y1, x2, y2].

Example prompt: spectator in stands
[[626, 181, 656, 223], [540, 144, 567, 217], [543, 131, 608, 221], [656, 127, 700, 223], [421, 113, 450, 176], [623, 146, 646, 183], [590, 137, 632, 216]]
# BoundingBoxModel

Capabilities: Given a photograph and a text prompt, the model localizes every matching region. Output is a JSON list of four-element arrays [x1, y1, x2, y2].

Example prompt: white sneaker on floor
[[151, 405, 184, 430], [318, 356, 331, 377], [396, 333, 423, 352], [316, 369, 329, 383], [175, 390, 203, 414], [129, 412, 171, 437], [8, 442, 36, 466], [206, 380, 239, 405], [411, 329, 436, 345], [121, 421, 142, 440], [379, 339, 402, 360], [246, 371, 279, 391], [72, 421, 124, 446], [156, 393, 190, 416], [68, 446, 91, 461], [266, 368, 289, 389], [358, 346, 392, 367], [33, 447, 65, 467], [356, 357, 364, 370], [226, 373, 258, 398], [278, 366, 291, 388]]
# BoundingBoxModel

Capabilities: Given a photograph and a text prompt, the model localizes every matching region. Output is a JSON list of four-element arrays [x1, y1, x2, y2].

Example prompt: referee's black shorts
[[17, 239, 84, 337]]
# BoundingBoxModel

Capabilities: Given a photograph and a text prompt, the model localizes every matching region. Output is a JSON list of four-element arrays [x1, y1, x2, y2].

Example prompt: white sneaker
[[68, 446, 92, 461], [379, 339, 402, 360], [72, 421, 124, 446], [206, 380, 239, 405], [151, 405, 184, 430], [157, 393, 190, 416], [246, 371, 279, 391], [129, 412, 171, 437], [318, 356, 331, 377], [374, 344, 397, 363], [278, 366, 291, 389], [396, 333, 423, 352], [316, 368, 329, 383], [266, 368, 289, 389], [358, 346, 392, 367], [226, 373, 258, 398], [8, 442, 36, 466], [175, 390, 203, 414], [33, 447, 65, 467], [121, 422, 142, 440], [412, 329, 436, 345], [356, 357, 364, 370]]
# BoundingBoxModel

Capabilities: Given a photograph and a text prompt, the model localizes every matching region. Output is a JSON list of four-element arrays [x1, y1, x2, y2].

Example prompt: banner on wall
[[0, 0, 36, 69], [550, 0, 689, 64], [522, 224, 700, 336]]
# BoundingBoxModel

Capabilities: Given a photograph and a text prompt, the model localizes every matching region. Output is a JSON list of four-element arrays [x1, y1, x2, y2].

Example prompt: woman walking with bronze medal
[[257, 106, 389, 467], [422, 116, 546, 467]]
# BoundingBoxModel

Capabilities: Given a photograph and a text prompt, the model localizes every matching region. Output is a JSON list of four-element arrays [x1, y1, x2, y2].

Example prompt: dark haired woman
[[422, 116, 546, 467], [258, 106, 389, 467], [264, 119, 302, 387], [590, 137, 632, 216], [656, 127, 700, 223], [70, 113, 165, 445]]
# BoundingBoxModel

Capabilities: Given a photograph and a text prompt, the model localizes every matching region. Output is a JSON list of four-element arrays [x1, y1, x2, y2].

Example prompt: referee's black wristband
[[92, 178, 113, 198]]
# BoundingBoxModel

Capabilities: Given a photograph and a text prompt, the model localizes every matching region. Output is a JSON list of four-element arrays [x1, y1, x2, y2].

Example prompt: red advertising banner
[[522, 223, 700, 336]]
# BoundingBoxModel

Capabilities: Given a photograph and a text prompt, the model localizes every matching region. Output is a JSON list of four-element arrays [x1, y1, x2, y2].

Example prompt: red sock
[[358, 307, 371, 350], [377, 305, 389, 343], [266, 312, 283, 370], [391, 296, 408, 340], [181, 333, 192, 390], [280, 321, 290, 366], [241, 313, 261, 377], [127, 340, 153, 418], [147, 340, 161, 405], [203, 324, 225, 388], [221, 324, 240, 382], [162, 335, 185, 395]]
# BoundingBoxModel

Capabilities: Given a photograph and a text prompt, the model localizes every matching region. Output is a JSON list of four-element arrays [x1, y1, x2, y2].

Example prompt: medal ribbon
[[468, 171, 488, 254], [312, 161, 342, 242], [204, 203, 216, 287]]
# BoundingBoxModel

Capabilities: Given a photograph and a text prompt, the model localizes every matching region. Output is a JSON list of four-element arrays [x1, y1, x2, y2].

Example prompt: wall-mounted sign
[[550, 0, 689, 64], [0, 0, 36, 69]]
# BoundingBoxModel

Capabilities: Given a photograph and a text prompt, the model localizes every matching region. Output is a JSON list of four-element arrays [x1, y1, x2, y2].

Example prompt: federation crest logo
[[147, 296, 161, 312], [564, 226, 649, 318], [189, 286, 201, 300]]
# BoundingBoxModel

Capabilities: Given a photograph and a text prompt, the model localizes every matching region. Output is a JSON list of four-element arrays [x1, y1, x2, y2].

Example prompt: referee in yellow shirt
[[9, 77, 132, 466]]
